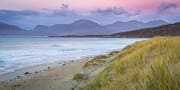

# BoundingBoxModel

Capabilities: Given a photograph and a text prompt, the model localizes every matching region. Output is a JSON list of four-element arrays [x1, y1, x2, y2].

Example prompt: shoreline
[[0, 50, 120, 90], [0, 57, 91, 82]]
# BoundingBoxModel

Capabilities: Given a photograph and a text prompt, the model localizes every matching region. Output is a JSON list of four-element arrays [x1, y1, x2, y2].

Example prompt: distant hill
[[0, 22, 27, 35], [105, 20, 168, 33], [112, 22, 180, 38]]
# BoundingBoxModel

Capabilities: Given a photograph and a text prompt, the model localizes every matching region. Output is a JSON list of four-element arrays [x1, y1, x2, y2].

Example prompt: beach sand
[[0, 59, 88, 90]]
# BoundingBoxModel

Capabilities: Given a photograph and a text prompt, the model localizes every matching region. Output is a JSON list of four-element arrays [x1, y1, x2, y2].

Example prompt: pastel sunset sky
[[0, 0, 179, 29]]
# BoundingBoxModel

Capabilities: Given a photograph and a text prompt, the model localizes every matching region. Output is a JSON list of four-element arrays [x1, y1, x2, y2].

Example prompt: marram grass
[[80, 37, 180, 90]]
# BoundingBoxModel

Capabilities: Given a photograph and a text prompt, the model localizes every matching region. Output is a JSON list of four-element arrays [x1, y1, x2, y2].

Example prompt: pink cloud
[[0, 0, 179, 13]]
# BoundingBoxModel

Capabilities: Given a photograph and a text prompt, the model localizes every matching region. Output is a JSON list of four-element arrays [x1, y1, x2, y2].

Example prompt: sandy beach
[[0, 50, 118, 90], [0, 58, 89, 90]]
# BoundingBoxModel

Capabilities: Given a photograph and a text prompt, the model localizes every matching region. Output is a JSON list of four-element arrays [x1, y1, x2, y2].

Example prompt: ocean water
[[0, 35, 145, 74]]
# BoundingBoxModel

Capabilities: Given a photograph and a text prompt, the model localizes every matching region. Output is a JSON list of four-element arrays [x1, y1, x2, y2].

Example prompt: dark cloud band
[[157, 2, 178, 13]]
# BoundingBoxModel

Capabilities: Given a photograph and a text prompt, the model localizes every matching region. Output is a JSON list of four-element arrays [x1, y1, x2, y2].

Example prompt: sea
[[0, 35, 146, 74]]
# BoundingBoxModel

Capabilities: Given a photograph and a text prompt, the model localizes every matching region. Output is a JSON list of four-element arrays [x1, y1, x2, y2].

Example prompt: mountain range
[[105, 20, 168, 33], [0, 19, 169, 36]]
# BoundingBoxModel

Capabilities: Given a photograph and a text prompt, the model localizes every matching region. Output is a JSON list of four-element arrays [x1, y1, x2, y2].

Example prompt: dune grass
[[80, 37, 180, 90]]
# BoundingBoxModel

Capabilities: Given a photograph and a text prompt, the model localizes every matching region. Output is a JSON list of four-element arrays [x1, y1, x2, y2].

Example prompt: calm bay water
[[0, 35, 145, 74]]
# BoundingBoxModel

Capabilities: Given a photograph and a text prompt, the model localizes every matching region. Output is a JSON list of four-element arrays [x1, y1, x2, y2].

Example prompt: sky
[[0, 0, 179, 29]]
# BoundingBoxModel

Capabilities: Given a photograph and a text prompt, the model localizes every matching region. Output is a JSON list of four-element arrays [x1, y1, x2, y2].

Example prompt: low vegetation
[[80, 37, 180, 90], [83, 51, 120, 68], [83, 55, 109, 68], [73, 73, 88, 81]]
